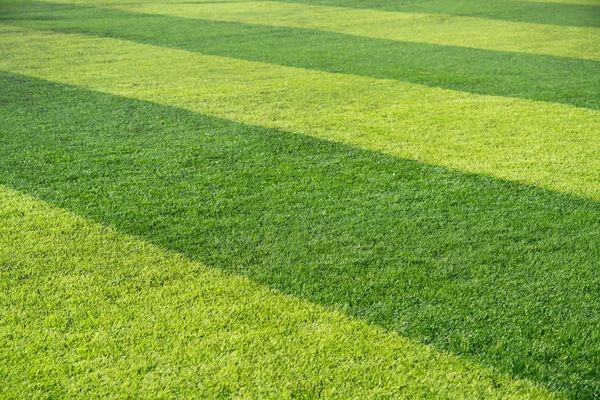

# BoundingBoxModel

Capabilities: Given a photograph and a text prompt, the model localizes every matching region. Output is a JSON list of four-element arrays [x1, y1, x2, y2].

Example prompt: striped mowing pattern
[[0, 186, 556, 399], [31, 0, 600, 27], [0, 26, 599, 201], [89, 1, 600, 60], [1, 0, 598, 398], [4, 3, 598, 109]]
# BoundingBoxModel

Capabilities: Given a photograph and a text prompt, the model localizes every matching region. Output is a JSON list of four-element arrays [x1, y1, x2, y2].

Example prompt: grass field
[[1, 0, 599, 398]]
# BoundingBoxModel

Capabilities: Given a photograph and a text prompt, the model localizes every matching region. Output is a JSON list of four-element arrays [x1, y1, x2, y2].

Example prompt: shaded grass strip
[[1, 186, 557, 399], [1, 71, 598, 397], [83, 0, 600, 61], [0, 25, 599, 201], [2, 1, 599, 110]]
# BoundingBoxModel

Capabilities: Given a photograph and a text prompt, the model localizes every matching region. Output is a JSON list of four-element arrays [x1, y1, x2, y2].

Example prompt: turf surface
[[104, 1, 600, 60], [3, 1, 599, 110], [3, 187, 554, 399], [272, 0, 600, 27], [1, 72, 599, 397], [1, 25, 599, 201], [1, 0, 599, 398], [30, 0, 600, 27]]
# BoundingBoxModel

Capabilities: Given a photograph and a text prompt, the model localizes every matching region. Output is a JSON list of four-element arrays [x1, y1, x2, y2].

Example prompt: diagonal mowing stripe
[[4, 1, 598, 110], [1, 71, 598, 397], [0, 25, 598, 201], [0, 186, 557, 399], [55, 0, 599, 61]]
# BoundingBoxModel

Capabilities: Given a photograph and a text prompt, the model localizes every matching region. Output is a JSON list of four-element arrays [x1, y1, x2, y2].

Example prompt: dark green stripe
[[274, 0, 600, 28], [2, 71, 598, 398], [1, 1, 599, 110]]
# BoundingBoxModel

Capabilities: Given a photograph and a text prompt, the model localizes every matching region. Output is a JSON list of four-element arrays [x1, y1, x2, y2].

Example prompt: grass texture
[[1, 0, 599, 397], [1, 72, 599, 397], [271, 0, 600, 27], [1, 186, 555, 399], [4, 1, 599, 110], [96, 1, 600, 60], [520, 0, 600, 5], [28, 0, 600, 27], [0, 24, 599, 202]]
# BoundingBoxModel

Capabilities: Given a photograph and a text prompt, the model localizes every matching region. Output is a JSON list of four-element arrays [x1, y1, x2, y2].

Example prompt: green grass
[[1, 72, 599, 397], [1, 0, 599, 397], [99, 0, 600, 60], [3, 1, 599, 110], [1, 24, 599, 202], [2, 186, 554, 399], [521, 0, 600, 5], [31, 0, 600, 27], [273, 0, 600, 27]]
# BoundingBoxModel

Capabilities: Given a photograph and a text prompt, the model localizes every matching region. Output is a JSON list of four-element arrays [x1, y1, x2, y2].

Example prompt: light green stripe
[[43, 0, 600, 60], [0, 185, 557, 398], [1, 26, 598, 201]]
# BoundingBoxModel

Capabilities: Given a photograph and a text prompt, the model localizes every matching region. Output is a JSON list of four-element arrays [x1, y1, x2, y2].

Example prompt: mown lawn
[[1, 0, 599, 398]]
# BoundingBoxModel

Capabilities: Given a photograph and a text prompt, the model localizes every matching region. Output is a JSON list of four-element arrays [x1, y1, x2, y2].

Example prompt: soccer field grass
[[1, 0, 599, 398]]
